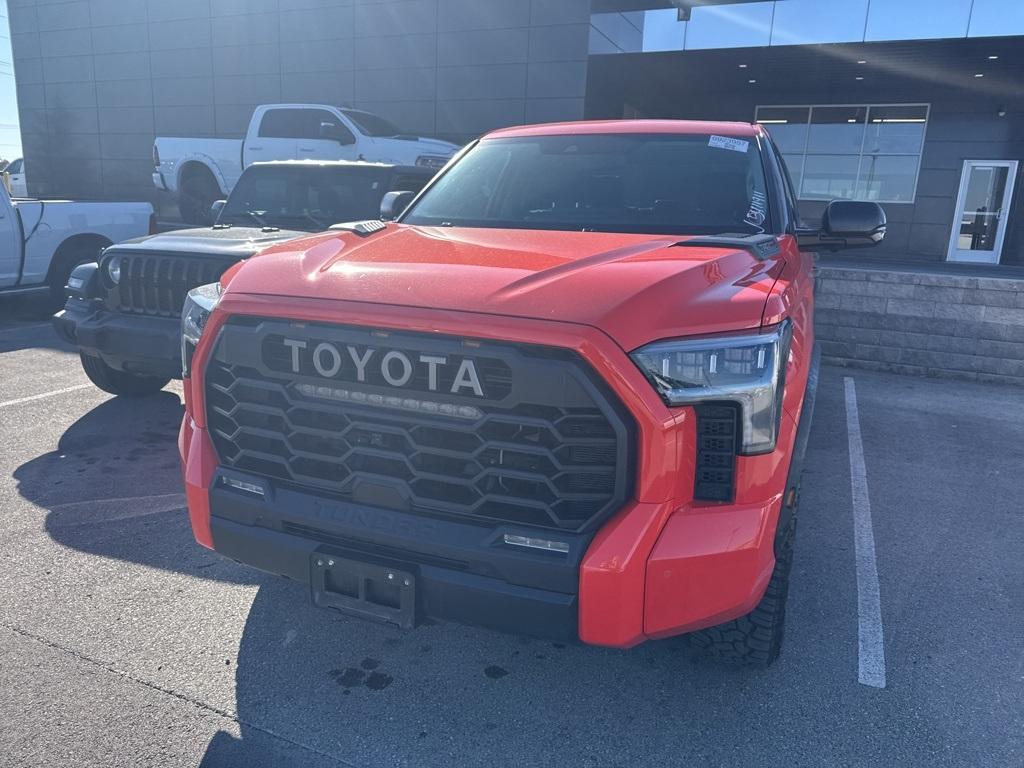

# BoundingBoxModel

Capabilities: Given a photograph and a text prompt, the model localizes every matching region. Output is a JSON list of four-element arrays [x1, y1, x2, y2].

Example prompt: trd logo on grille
[[281, 338, 485, 398]]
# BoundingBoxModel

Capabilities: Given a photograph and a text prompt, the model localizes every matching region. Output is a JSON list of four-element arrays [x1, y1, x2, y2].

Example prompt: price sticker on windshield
[[708, 135, 750, 153]]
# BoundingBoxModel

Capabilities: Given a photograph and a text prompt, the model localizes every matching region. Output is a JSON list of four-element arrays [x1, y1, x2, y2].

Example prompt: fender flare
[[775, 344, 820, 555], [173, 154, 230, 197]]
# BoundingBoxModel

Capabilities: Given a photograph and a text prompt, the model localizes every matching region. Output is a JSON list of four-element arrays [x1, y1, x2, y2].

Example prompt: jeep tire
[[80, 353, 170, 397]]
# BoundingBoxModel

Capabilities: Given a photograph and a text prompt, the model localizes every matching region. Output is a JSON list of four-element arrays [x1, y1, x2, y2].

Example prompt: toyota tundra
[[178, 120, 886, 665]]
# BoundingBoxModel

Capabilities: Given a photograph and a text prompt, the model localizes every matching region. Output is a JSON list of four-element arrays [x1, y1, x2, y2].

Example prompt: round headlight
[[107, 256, 121, 285]]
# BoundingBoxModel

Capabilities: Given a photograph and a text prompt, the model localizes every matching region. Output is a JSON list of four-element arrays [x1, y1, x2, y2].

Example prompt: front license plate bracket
[[310, 554, 417, 630]]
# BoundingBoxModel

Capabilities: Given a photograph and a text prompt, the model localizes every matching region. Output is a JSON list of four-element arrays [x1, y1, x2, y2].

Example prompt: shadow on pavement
[[14, 392, 254, 585]]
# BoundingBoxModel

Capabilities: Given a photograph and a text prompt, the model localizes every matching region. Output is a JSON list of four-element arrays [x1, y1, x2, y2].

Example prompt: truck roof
[[485, 119, 761, 139]]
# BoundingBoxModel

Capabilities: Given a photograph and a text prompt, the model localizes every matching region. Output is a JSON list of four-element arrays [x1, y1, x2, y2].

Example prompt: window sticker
[[744, 190, 768, 232], [708, 135, 750, 153]]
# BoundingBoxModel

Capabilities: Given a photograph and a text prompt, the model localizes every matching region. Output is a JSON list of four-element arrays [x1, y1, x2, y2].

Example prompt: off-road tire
[[687, 511, 796, 667], [178, 169, 219, 226], [80, 352, 170, 397]]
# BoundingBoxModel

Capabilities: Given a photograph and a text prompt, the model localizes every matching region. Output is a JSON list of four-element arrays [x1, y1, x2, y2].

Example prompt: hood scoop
[[328, 220, 388, 237], [672, 233, 781, 260]]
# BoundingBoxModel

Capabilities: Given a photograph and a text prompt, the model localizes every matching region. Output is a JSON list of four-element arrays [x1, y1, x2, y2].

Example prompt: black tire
[[178, 168, 219, 225], [48, 245, 106, 304], [80, 352, 170, 397], [687, 509, 796, 668]]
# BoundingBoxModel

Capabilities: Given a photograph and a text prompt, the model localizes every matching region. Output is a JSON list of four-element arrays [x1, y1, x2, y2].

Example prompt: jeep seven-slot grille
[[106, 253, 232, 317], [205, 318, 634, 533]]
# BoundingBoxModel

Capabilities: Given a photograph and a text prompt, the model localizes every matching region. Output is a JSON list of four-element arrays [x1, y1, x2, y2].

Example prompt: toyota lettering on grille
[[281, 338, 486, 398]]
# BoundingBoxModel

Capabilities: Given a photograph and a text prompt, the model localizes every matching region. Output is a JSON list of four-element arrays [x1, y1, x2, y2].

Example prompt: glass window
[[864, 105, 928, 154], [590, 12, 644, 54], [801, 155, 860, 200], [220, 166, 404, 231], [641, 9, 686, 53], [341, 110, 400, 138], [770, 0, 870, 45], [404, 133, 773, 236], [807, 106, 867, 154], [259, 108, 346, 141], [756, 107, 810, 153], [6, 158, 21, 174], [758, 103, 927, 203], [856, 155, 920, 202], [968, 0, 1024, 37], [782, 154, 804, 191], [865, 0, 973, 41], [684, 3, 774, 50]]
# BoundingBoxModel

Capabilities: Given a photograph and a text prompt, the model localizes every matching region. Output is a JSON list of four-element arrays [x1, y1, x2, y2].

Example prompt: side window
[[764, 135, 801, 230], [389, 173, 430, 195], [258, 109, 301, 139], [7, 159, 22, 174], [304, 110, 355, 144]]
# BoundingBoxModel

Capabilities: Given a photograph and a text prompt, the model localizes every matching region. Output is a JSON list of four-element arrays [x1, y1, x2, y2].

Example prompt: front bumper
[[54, 298, 183, 379], [178, 296, 805, 647], [207, 466, 585, 641]]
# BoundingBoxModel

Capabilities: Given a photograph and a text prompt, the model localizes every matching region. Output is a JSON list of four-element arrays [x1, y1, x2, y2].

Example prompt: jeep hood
[[111, 226, 309, 259], [222, 225, 785, 351]]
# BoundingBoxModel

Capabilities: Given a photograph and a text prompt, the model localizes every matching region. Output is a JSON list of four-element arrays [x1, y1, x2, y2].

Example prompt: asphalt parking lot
[[0, 304, 1021, 768]]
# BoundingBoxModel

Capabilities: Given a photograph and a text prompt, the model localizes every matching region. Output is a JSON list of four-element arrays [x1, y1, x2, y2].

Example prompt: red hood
[[222, 225, 785, 351]]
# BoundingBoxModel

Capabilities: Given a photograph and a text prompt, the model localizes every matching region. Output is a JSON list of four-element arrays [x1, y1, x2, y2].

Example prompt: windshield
[[402, 133, 773, 236], [342, 109, 402, 138], [219, 165, 425, 230]]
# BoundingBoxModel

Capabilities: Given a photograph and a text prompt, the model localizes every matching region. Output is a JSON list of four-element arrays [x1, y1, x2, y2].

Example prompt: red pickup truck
[[178, 120, 885, 665]]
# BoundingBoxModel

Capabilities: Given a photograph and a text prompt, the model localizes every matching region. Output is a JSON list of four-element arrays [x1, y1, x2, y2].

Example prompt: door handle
[[249, 146, 262, 151]]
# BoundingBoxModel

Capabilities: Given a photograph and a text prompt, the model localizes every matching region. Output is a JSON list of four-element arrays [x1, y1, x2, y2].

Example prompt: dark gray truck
[[53, 160, 433, 395]]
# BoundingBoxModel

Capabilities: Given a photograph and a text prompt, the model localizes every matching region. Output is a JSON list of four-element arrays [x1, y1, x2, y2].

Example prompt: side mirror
[[380, 190, 416, 221], [320, 121, 355, 146], [210, 199, 227, 223], [797, 200, 886, 251]]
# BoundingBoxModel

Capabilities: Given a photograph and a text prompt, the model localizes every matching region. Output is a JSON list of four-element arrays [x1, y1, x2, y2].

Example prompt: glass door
[[947, 160, 1018, 263]]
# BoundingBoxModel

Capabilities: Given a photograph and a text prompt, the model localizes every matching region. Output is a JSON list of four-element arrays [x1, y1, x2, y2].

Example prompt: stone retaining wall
[[815, 265, 1024, 386]]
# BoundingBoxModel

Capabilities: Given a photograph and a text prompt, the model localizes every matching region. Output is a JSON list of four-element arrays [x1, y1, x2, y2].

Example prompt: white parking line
[[843, 377, 886, 689], [0, 384, 94, 410]]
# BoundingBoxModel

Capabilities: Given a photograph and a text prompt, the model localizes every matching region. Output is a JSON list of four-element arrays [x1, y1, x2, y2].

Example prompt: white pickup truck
[[0, 180, 154, 301], [5, 158, 28, 197], [153, 104, 459, 224]]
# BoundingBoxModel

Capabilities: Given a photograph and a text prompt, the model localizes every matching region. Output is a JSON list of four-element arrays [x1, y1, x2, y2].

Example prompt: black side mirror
[[320, 121, 355, 146], [210, 199, 227, 223], [380, 190, 416, 221], [797, 200, 886, 251]]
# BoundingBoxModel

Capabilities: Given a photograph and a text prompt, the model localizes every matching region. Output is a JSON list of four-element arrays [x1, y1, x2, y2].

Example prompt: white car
[[153, 104, 459, 224], [0, 180, 154, 301], [5, 158, 27, 197]]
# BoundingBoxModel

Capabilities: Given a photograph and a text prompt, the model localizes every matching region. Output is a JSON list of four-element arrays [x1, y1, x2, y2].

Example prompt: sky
[[0, 0, 20, 162]]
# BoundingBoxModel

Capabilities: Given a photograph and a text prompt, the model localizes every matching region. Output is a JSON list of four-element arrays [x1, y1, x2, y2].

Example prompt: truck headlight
[[181, 282, 222, 377], [107, 255, 122, 285], [630, 321, 792, 454]]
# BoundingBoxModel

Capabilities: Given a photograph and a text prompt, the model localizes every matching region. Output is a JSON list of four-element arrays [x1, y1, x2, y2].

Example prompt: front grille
[[205, 318, 634, 532], [105, 253, 232, 317]]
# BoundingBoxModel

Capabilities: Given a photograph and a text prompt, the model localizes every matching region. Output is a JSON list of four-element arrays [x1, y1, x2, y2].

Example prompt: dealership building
[[6, 0, 1024, 378]]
